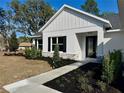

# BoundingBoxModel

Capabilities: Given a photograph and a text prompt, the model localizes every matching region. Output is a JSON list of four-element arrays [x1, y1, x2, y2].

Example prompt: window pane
[[52, 45, 55, 51], [38, 45, 42, 50], [51, 36, 66, 52], [52, 37, 57, 44], [59, 45, 63, 51], [58, 37, 63, 43], [35, 39, 37, 47], [38, 39, 42, 44], [48, 37, 51, 51]]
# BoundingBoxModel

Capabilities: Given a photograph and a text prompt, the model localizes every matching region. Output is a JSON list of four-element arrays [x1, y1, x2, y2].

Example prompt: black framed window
[[48, 36, 66, 52], [52, 37, 57, 51], [38, 39, 42, 50], [35, 39, 37, 48], [58, 37, 64, 51]]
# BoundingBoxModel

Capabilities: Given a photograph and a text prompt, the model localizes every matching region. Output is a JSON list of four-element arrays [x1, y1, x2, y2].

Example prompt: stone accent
[[42, 52, 79, 60]]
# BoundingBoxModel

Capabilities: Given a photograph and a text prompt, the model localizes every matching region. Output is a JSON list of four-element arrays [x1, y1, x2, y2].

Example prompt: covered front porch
[[31, 32, 43, 50], [32, 37, 42, 50], [76, 30, 104, 60]]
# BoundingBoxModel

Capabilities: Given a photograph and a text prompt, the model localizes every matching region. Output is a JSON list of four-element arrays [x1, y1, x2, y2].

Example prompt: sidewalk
[[4, 61, 89, 93]]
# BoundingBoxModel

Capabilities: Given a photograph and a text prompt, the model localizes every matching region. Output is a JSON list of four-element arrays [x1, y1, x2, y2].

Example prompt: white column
[[32, 39, 35, 45], [97, 29, 104, 58], [37, 39, 39, 50], [50, 37, 52, 52]]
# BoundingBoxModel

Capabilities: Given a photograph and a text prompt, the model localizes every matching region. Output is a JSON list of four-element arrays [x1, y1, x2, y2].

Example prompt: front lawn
[[0, 53, 52, 93]]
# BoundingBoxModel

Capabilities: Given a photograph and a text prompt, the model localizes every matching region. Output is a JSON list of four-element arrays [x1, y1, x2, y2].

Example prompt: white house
[[32, 4, 124, 61]]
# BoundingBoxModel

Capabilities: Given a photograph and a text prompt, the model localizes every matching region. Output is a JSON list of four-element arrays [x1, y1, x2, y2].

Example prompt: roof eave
[[106, 29, 121, 32], [30, 35, 42, 38]]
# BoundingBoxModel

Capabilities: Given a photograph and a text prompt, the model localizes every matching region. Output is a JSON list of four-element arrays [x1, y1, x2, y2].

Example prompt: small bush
[[78, 75, 94, 93], [9, 31, 19, 51], [39, 44, 76, 68], [25, 48, 42, 59], [102, 50, 122, 84], [52, 44, 61, 68], [97, 80, 107, 92]]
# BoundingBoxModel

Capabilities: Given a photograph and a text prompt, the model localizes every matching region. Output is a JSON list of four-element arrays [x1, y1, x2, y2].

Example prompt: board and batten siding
[[43, 8, 102, 33], [42, 8, 105, 60]]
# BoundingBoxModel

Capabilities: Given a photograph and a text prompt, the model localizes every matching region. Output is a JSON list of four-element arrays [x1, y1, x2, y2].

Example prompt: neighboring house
[[32, 4, 124, 61], [18, 42, 32, 50]]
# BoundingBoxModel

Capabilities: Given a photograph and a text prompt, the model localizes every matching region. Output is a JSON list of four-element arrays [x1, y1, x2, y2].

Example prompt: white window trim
[[36, 39, 42, 50], [50, 37, 64, 52]]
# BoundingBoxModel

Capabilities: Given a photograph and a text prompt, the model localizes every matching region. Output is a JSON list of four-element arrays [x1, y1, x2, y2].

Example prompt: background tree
[[18, 36, 31, 43], [10, 0, 55, 36], [0, 8, 6, 39], [0, 8, 16, 47], [9, 31, 19, 51], [0, 8, 5, 28], [81, 0, 99, 15], [101, 12, 117, 17]]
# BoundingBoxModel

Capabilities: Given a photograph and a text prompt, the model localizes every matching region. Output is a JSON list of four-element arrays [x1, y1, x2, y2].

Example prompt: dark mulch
[[41, 57, 77, 68], [44, 63, 122, 93], [44, 63, 99, 93], [111, 64, 124, 93], [112, 78, 124, 93]]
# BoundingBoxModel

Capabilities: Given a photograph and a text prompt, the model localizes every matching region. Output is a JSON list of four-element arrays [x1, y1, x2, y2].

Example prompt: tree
[[0, 8, 5, 29], [18, 36, 31, 43], [10, 0, 55, 36], [0, 8, 16, 47], [81, 0, 99, 15], [9, 31, 19, 51], [101, 12, 117, 17], [0, 8, 6, 39]]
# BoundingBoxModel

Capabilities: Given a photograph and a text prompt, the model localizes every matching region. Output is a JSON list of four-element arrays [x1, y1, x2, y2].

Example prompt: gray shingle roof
[[102, 14, 121, 29]]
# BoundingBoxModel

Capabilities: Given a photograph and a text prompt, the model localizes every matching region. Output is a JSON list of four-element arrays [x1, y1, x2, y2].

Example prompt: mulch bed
[[44, 63, 122, 93]]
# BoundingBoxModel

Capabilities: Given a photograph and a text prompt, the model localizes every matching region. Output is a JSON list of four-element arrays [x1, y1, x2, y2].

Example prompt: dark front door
[[86, 36, 97, 58]]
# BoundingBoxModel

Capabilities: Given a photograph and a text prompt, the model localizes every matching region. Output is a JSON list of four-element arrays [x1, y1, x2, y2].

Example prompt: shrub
[[102, 50, 122, 84], [110, 50, 122, 80], [78, 75, 94, 93], [102, 54, 114, 84], [9, 31, 19, 51], [25, 47, 42, 59], [52, 44, 61, 68], [41, 45, 76, 68], [97, 80, 107, 92]]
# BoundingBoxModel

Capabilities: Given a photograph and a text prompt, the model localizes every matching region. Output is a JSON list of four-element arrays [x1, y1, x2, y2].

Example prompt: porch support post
[[32, 39, 35, 45], [37, 39, 39, 50], [97, 29, 104, 58]]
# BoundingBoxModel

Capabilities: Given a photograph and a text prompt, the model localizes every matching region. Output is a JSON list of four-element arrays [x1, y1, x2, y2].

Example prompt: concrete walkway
[[4, 61, 89, 93]]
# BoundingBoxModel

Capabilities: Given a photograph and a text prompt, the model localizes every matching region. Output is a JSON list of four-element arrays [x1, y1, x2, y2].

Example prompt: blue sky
[[0, 0, 118, 37], [0, 0, 119, 13], [45, 0, 118, 13]]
